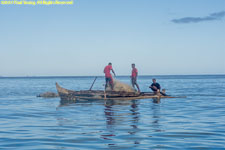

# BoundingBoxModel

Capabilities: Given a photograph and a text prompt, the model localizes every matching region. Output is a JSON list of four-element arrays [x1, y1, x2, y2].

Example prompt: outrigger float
[[56, 82, 185, 101]]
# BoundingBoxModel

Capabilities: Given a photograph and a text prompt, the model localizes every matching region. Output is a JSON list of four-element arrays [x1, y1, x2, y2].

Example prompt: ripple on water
[[1, 76, 225, 149]]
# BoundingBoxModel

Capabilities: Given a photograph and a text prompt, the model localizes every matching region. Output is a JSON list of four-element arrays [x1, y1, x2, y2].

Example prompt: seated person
[[149, 78, 167, 96]]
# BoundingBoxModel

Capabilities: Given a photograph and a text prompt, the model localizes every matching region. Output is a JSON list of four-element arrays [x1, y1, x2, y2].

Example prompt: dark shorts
[[105, 77, 113, 84], [131, 77, 137, 84]]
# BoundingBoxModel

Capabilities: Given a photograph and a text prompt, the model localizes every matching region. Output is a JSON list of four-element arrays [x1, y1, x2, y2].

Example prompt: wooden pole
[[89, 77, 97, 91]]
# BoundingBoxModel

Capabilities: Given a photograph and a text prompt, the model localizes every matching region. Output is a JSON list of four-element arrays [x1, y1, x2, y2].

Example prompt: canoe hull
[[56, 82, 184, 102]]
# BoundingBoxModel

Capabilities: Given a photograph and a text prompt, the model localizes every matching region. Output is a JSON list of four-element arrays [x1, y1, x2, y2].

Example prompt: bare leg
[[131, 77, 139, 91], [132, 83, 135, 88], [135, 83, 140, 92], [150, 87, 158, 95], [105, 83, 107, 90], [109, 77, 114, 90], [131, 78, 135, 88], [105, 81, 109, 90], [110, 83, 114, 90], [150, 86, 158, 91]]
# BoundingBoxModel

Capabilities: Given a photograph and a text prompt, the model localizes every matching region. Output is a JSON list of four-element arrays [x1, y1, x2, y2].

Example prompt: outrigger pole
[[89, 77, 97, 91]]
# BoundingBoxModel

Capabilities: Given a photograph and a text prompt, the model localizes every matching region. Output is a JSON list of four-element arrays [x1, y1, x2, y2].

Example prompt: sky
[[0, 0, 225, 76]]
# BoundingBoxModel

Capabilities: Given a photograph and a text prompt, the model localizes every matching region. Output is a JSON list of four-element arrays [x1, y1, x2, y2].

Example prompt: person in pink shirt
[[104, 62, 116, 90], [131, 63, 140, 92]]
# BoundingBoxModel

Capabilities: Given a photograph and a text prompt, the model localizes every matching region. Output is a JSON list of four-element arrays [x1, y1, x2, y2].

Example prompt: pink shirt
[[132, 68, 138, 77], [104, 65, 113, 77]]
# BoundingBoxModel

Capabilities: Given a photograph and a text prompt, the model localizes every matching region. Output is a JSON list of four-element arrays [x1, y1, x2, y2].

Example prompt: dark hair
[[108, 62, 112, 65], [132, 63, 135, 66]]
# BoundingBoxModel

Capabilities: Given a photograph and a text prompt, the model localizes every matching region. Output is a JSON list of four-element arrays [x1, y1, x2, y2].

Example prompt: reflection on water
[[57, 97, 206, 149], [58, 98, 100, 107], [1, 75, 225, 149], [151, 100, 163, 133], [103, 99, 163, 148], [104, 100, 141, 147], [152, 97, 161, 103]]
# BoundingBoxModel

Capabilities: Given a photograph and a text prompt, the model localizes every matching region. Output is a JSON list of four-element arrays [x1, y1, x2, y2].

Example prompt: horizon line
[[0, 74, 225, 78]]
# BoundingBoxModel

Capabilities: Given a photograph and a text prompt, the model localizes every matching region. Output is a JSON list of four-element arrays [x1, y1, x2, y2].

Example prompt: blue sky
[[0, 0, 225, 76]]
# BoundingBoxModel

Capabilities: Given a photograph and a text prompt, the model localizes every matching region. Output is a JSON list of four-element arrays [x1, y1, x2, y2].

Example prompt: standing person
[[149, 78, 161, 94], [104, 62, 116, 90], [131, 63, 140, 92]]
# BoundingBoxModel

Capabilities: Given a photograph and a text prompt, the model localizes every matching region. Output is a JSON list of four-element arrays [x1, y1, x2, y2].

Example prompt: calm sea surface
[[0, 75, 225, 150]]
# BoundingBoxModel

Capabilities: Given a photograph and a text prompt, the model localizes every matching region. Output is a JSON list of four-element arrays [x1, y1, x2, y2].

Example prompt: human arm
[[149, 83, 159, 91], [149, 83, 153, 89], [111, 69, 116, 76]]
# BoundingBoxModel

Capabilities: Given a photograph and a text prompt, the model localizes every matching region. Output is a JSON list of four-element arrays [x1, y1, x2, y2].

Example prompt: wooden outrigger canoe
[[56, 82, 185, 101]]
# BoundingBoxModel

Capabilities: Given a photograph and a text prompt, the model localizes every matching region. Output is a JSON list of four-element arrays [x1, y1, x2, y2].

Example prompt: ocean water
[[0, 75, 225, 150]]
